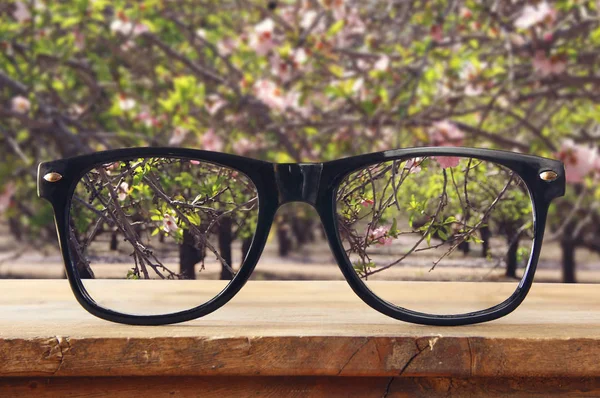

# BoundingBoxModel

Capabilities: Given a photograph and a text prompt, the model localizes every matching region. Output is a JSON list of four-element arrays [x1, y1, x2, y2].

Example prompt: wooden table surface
[[1, 280, 599, 397]]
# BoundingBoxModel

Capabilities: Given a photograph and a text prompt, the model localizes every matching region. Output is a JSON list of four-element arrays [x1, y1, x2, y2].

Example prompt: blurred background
[[1, 0, 599, 283]]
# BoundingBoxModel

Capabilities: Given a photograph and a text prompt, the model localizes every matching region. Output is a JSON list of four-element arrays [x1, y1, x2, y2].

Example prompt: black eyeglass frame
[[38, 147, 565, 326]]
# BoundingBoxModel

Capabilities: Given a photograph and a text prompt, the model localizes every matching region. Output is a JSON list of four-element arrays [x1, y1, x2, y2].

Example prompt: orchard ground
[[2, 221, 598, 283]]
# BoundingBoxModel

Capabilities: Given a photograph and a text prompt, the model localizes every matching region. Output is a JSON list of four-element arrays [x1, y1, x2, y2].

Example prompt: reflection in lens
[[336, 156, 534, 315], [69, 157, 258, 315]]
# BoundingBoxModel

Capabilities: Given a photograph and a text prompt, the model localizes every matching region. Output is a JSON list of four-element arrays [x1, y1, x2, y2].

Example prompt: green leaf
[[437, 229, 448, 241], [188, 212, 202, 226], [378, 87, 389, 105], [327, 20, 345, 37], [444, 216, 457, 224]]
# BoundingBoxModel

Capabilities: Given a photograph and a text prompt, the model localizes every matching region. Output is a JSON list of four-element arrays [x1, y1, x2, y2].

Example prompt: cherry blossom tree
[[1, 0, 599, 281]]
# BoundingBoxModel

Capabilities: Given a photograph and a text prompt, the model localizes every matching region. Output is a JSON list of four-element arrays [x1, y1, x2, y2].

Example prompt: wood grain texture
[[0, 280, 599, 378], [1, 377, 600, 398]]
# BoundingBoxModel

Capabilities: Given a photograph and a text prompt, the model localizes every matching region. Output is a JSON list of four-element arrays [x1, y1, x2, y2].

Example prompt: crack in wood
[[42, 336, 70, 376], [53, 336, 70, 376], [337, 337, 370, 376], [381, 376, 396, 398], [398, 338, 430, 377]]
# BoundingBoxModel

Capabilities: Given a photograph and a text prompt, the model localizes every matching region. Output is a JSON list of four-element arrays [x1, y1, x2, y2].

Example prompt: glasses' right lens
[[68, 157, 259, 316], [336, 156, 534, 315]]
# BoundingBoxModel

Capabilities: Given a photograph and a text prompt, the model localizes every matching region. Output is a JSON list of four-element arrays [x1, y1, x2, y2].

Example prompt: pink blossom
[[284, 90, 302, 112], [190, 160, 201, 165], [132, 23, 149, 36], [120, 40, 136, 51], [345, 8, 366, 35], [292, 48, 308, 66], [532, 51, 566, 77], [105, 162, 121, 172], [435, 156, 462, 169], [135, 106, 161, 127], [0, 182, 16, 215], [351, 78, 369, 101], [464, 84, 484, 97], [496, 96, 510, 109], [300, 10, 321, 31], [110, 19, 133, 35], [253, 79, 290, 112], [11, 96, 30, 114], [12, 1, 31, 23], [460, 61, 487, 80], [233, 138, 260, 156], [369, 226, 393, 246], [320, 0, 346, 20], [374, 55, 390, 72], [162, 214, 178, 233], [460, 7, 473, 19], [508, 33, 526, 47], [460, 62, 487, 97], [168, 127, 189, 146], [217, 37, 238, 56], [196, 29, 206, 39], [249, 19, 276, 56], [556, 140, 598, 183], [428, 120, 465, 146], [136, 108, 155, 128], [118, 95, 136, 111], [279, 6, 297, 26], [117, 182, 129, 201], [356, 59, 370, 71], [205, 94, 227, 115], [270, 54, 294, 82], [515, 2, 556, 29], [404, 158, 422, 174], [110, 18, 148, 37], [361, 199, 374, 207], [69, 104, 84, 116], [270, 48, 307, 82], [201, 129, 224, 152], [430, 25, 443, 43]]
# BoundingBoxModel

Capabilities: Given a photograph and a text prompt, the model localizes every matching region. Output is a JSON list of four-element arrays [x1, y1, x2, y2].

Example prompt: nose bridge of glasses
[[273, 163, 323, 206]]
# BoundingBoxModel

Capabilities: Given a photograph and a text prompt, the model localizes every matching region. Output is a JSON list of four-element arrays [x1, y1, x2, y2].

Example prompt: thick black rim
[[38, 146, 565, 326]]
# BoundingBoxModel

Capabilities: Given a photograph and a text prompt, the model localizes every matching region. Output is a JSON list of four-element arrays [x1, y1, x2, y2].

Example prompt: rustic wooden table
[[0, 280, 599, 397]]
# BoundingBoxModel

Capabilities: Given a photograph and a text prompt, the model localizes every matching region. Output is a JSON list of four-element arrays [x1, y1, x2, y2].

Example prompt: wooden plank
[[1, 377, 600, 398], [0, 280, 599, 377]]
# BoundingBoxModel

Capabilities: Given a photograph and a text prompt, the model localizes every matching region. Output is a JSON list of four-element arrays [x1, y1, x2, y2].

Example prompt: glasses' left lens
[[68, 157, 259, 316]]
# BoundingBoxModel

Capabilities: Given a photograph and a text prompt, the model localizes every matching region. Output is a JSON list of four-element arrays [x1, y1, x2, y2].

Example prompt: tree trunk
[[561, 221, 577, 283], [218, 216, 233, 280], [291, 216, 308, 248], [505, 236, 520, 279], [179, 229, 204, 280], [457, 240, 470, 255], [277, 220, 292, 257], [480, 225, 491, 258], [8, 217, 22, 241], [110, 232, 118, 251]]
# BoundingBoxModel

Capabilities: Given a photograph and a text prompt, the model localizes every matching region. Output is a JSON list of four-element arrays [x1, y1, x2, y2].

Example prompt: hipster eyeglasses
[[38, 147, 565, 326]]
